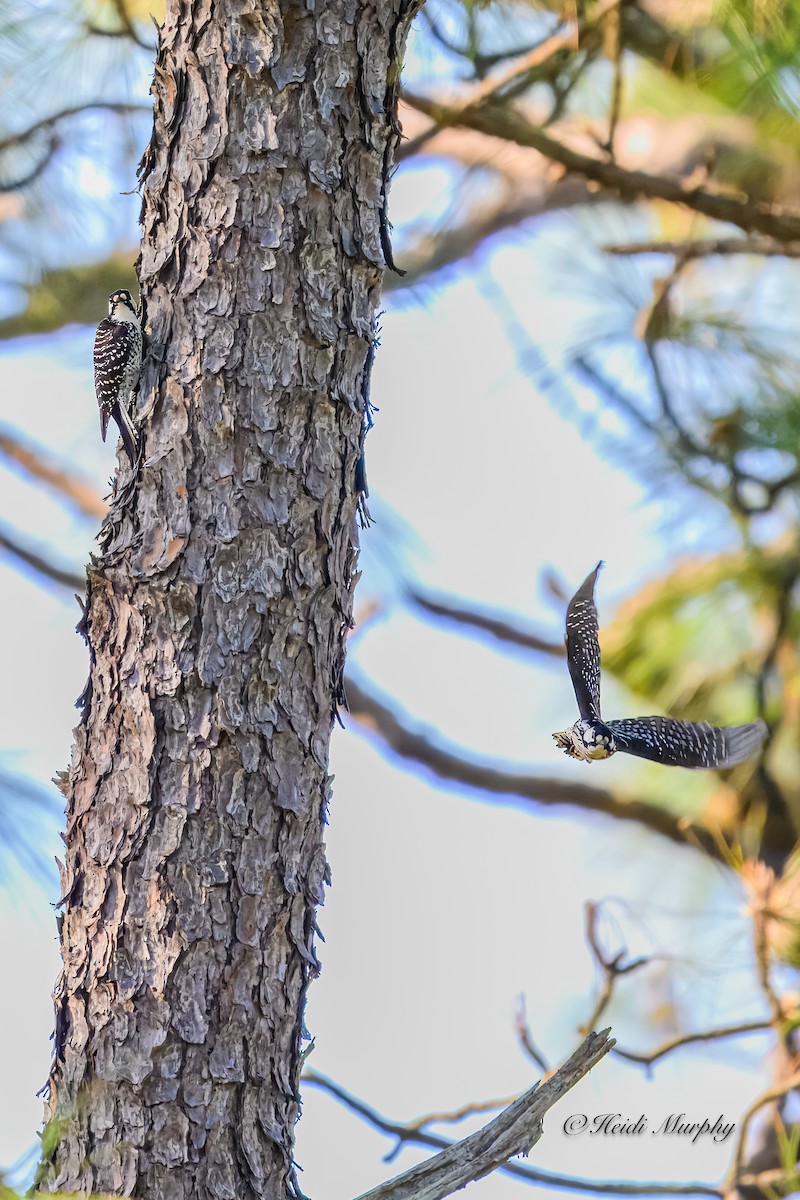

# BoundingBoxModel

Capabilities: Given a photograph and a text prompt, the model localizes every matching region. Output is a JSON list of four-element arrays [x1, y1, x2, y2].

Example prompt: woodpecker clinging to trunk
[[552, 561, 767, 769], [94, 288, 142, 466]]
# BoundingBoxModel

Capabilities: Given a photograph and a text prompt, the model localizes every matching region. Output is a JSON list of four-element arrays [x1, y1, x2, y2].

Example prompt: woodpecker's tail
[[115, 402, 141, 467]]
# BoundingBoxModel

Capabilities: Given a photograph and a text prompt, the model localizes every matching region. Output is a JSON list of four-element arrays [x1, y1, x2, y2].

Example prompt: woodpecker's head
[[108, 289, 138, 321], [552, 719, 617, 762]]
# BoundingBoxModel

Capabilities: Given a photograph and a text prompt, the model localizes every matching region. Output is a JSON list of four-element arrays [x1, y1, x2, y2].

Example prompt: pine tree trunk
[[43, 3, 418, 1195]]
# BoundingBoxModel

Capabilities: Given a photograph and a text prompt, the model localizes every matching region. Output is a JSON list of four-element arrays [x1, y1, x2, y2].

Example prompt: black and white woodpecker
[[552, 561, 767, 769], [94, 288, 142, 466]]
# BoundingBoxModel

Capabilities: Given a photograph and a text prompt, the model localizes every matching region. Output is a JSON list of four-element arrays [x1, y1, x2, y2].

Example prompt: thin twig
[[383, 189, 586, 291], [644, 339, 705, 460], [463, 0, 623, 109], [613, 1020, 772, 1068], [573, 350, 737, 513], [418, 7, 545, 77], [402, 0, 623, 161], [580, 901, 650, 1036], [396, 124, 444, 163], [750, 866, 789, 1032], [405, 1095, 515, 1129], [514, 996, 551, 1074], [641, 312, 798, 517]]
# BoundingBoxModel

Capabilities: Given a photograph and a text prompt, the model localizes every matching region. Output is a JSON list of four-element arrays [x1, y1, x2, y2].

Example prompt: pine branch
[[0, 103, 150, 155], [0, 526, 85, 592], [605, 237, 800, 259], [343, 676, 725, 861], [407, 586, 565, 657], [401, 93, 800, 244]]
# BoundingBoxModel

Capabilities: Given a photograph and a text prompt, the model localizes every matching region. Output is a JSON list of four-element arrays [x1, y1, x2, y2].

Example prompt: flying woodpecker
[[94, 288, 142, 466], [552, 561, 767, 769]]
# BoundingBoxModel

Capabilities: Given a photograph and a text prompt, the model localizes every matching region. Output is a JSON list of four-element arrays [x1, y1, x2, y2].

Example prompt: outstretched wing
[[565, 560, 605, 721], [607, 716, 767, 769]]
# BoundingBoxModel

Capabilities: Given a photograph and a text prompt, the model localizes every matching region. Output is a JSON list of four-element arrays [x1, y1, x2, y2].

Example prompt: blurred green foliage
[[0, 257, 138, 340]]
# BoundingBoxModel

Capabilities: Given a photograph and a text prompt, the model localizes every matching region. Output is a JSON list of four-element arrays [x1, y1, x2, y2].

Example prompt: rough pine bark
[[42, 2, 419, 1196]]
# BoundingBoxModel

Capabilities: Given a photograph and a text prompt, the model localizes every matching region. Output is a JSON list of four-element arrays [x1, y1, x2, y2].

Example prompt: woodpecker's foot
[[552, 730, 580, 759]]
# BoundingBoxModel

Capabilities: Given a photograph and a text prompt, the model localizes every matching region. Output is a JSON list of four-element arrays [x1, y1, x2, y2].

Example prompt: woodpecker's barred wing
[[94, 318, 140, 440], [607, 716, 767, 769], [565, 560, 605, 721]]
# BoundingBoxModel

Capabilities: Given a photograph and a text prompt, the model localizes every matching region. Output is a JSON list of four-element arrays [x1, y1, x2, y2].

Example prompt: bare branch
[[384, 177, 601, 291], [729, 1068, 800, 1186], [395, 0, 618, 169], [384, 195, 540, 290], [107, 0, 153, 48], [0, 139, 60, 193], [0, 525, 85, 592], [336, 1034, 613, 1200], [458, 0, 623, 108], [578, 329, 799, 520], [343, 675, 726, 861], [616, 4, 711, 81], [514, 996, 551, 1074], [606, 237, 800, 259], [613, 1020, 772, 1068], [303, 1054, 722, 1197], [581, 901, 651, 1036], [603, 2, 624, 158], [571, 351, 740, 508], [385, 0, 628, 288], [407, 586, 565, 658], [400, 93, 800, 244], [419, 0, 710, 86], [0, 426, 106, 520], [745, 865, 789, 1029], [0, 103, 150, 156], [396, 123, 444, 163], [394, 100, 733, 291], [644, 338, 703, 459]]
